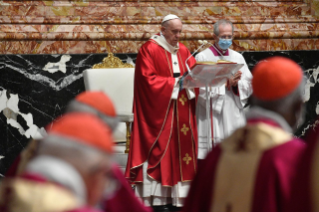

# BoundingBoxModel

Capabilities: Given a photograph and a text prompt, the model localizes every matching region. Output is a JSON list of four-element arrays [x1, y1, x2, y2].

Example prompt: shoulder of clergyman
[[221, 123, 293, 153], [229, 49, 244, 58]]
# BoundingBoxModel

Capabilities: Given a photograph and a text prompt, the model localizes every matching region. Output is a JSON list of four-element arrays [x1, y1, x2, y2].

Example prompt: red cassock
[[125, 37, 198, 186], [182, 118, 305, 212], [287, 119, 319, 212], [103, 165, 152, 212]]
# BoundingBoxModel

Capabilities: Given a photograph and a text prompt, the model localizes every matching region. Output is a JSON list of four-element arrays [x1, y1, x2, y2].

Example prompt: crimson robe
[[287, 118, 319, 212], [103, 165, 152, 212], [125, 37, 198, 186], [182, 118, 305, 212]]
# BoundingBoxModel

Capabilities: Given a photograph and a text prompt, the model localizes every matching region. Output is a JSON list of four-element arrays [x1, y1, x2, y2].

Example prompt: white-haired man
[[125, 14, 198, 210], [195, 19, 253, 160]]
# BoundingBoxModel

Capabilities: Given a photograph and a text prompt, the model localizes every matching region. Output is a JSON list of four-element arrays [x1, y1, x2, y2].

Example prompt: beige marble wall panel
[[0, 1, 305, 7], [0, 4, 311, 17], [0, 0, 316, 53], [0, 15, 317, 25], [1, 23, 318, 33], [0, 39, 318, 54]]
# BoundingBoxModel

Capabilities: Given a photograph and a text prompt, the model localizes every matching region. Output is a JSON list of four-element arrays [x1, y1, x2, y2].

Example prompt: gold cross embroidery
[[183, 153, 192, 165], [179, 94, 187, 106], [181, 124, 189, 136]]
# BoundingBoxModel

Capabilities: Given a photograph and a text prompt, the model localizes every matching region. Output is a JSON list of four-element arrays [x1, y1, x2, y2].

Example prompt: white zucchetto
[[162, 14, 180, 24]]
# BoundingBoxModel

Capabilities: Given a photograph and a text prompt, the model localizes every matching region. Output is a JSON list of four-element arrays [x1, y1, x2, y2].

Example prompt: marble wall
[[0, 50, 319, 176], [1, 0, 319, 53]]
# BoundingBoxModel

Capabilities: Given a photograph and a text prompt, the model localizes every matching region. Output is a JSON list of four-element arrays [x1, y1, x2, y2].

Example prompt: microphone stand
[[185, 40, 212, 78]]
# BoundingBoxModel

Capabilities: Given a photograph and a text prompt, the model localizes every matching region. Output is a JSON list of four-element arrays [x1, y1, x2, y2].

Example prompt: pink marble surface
[[1, 38, 319, 54], [0, 0, 317, 53]]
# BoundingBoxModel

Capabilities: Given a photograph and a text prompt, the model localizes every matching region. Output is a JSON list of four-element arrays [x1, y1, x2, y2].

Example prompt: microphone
[[185, 40, 212, 77]]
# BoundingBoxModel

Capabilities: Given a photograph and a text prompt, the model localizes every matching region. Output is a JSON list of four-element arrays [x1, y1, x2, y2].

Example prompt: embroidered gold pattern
[[181, 124, 189, 136], [92, 53, 134, 69], [179, 94, 187, 106], [183, 153, 192, 165]]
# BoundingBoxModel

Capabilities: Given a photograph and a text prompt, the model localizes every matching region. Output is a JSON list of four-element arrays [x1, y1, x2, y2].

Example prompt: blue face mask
[[218, 39, 232, 50]]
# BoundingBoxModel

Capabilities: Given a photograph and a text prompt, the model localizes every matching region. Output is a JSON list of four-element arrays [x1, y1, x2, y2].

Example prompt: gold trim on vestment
[[148, 101, 175, 170], [179, 94, 187, 106], [183, 153, 192, 165], [164, 50, 174, 77], [176, 101, 184, 182], [147, 174, 173, 187], [210, 123, 292, 212], [177, 51, 186, 74], [190, 105, 197, 172], [181, 124, 189, 136]]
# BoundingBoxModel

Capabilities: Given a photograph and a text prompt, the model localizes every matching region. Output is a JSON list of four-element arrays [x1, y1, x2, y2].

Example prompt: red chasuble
[[125, 36, 198, 186], [288, 121, 319, 212], [182, 118, 305, 212]]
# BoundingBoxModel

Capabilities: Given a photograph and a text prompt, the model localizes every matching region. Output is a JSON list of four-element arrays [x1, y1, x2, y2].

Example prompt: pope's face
[[161, 19, 183, 47]]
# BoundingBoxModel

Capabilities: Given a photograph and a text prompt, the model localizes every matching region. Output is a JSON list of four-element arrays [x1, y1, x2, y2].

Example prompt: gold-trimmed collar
[[150, 34, 179, 54], [221, 123, 292, 153]]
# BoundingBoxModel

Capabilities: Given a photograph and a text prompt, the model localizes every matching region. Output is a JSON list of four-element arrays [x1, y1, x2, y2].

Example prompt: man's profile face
[[161, 19, 183, 47], [214, 24, 233, 49]]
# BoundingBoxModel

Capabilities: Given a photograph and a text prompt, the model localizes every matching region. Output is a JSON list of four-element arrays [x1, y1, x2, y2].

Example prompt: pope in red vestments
[[125, 14, 198, 207], [182, 56, 306, 212]]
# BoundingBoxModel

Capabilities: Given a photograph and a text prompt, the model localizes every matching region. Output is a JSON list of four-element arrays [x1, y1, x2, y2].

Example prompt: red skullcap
[[75, 91, 116, 117], [252, 56, 303, 100], [48, 113, 114, 153]]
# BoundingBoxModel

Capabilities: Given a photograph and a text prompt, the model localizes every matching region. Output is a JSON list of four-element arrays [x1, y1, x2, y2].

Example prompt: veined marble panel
[[2, 39, 319, 55], [0, 50, 319, 177], [0, 15, 317, 25], [0, 3, 310, 17]]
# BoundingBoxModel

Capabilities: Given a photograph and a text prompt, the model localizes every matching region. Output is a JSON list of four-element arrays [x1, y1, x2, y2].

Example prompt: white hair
[[213, 19, 234, 36], [36, 134, 111, 174]]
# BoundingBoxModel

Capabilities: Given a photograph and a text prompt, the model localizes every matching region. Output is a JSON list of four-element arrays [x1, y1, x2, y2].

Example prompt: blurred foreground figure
[[67, 92, 152, 212], [288, 119, 319, 212], [6, 91, 118, 177], [5, 91, 152, 212], [183, 56, 306, 212], [0, 113, 114, 212]]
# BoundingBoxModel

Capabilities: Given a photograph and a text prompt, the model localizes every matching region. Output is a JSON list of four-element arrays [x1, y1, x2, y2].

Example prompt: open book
[[182, 62, 243, 89]]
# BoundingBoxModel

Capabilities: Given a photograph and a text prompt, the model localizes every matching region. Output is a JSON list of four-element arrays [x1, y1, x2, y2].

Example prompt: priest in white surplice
[[195, 19, 253, 160]]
